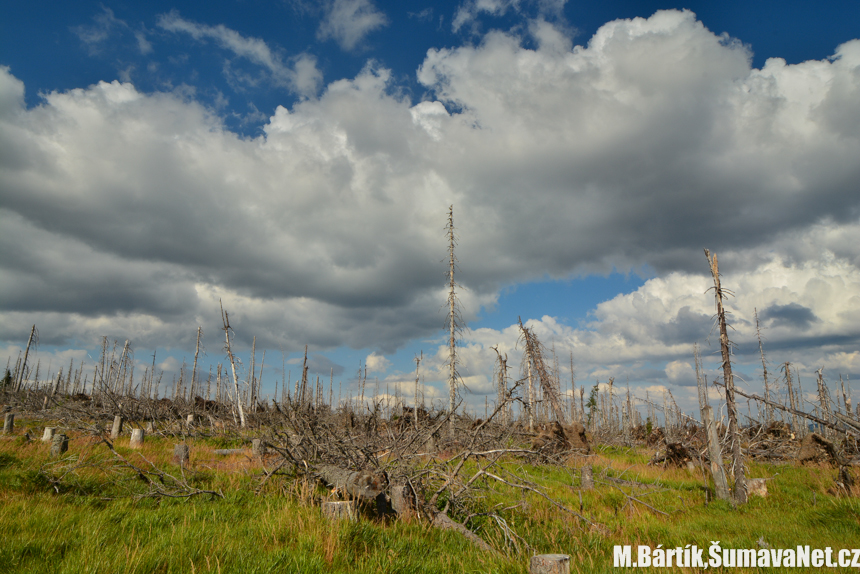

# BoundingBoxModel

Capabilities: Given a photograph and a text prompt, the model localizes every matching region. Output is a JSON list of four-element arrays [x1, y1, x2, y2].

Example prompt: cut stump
[[173, 444, 190, 467], [50, 434, 69, 458], [41, 427, 56, 443], [322, 501, 356, 521], [110, 415, 123, 440], [530, 554, 570, 574], [130, 429, 145, 449]]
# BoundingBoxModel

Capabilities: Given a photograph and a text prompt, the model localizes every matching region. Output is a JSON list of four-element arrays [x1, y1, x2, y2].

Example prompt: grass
[[1, 419, 858, 573]]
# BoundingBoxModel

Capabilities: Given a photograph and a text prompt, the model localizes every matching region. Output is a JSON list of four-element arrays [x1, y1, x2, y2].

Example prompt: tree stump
[[316, 465, 386, 500], [186, 414, 195, 426], [530, 554, 570, 574], [581, 465, 594, 490], [130, 429, 145, 449], [145, 421, 155, 433], [41, 427, 56, 443], [3, 413, 13, 434], [110, 415, 124, 439], [321, 501, 356, 521], [173, 444, 190, 467], [251, 438, 266, 457], [390, 482, 417, 518], [747, 478, 768, 498], [702, 405, 731, 502], [50, 434, 69, 458]]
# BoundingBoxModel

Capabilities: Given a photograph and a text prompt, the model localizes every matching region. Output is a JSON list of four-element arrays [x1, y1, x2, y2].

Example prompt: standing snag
[[704, 249, 746, 504], [445, 205, 463, 432]]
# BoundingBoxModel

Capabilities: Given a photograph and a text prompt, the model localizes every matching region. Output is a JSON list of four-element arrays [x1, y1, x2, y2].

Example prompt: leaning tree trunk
[[705, 249, 746, 505]]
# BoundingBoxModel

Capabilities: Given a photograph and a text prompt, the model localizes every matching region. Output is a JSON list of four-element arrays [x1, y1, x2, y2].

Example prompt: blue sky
[[2, 0, 859, 417]]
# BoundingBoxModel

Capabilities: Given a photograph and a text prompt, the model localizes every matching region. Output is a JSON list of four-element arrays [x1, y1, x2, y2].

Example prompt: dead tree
[[220, 300, 247, 428], [783, 362, 801, 436], [491, 346, 509, 426], [15, 324, 38, 392], [445, 205, 463, 432], [754, 309, 773, 424], [704, 249, 746, 504], [518, 319, 566, 424], [414, 352, 422, 429]]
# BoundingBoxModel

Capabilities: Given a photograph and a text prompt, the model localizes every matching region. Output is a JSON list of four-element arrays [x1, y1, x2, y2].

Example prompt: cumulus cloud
[[157, 11, 322, 97], [365, 352, 392, 374], [2, 10, 860, 400], [317, 0, 388, 51]]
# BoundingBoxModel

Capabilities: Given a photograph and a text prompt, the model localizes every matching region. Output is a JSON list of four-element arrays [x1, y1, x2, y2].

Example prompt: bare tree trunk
[[754, 309, 772, 424], [220, 300, 246, 428], [704, 249, 746, 504], [414, 352, 422, 429], [527, 359, 535, 432], [446, 205, 459, 432], [300, 345, 308, 408], [16, 325, 37, 393], [784, 363, 801, 436], [816, 369, 833, 440], [842, 376, 853, 420], [191, 326, 202, 405], [249, 337, 257, 413]]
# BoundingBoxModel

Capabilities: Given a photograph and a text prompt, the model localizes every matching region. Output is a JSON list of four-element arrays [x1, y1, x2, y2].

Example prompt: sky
[[2, 0, 860, 420]]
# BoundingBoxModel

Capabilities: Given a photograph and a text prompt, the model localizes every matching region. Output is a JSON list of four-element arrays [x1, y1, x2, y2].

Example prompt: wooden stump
[[145, 421, 155, 433], [130, 429, 145, 449], [110, 415, 124, 439], [316, 465, 386, 500], [3, 413, 13, 434], [702, 405, 731, 502], [747, 478, 768, 498], [50, 434, 69, 458], [321, 501, 356, 521], [186, 414, 195, 426], [251, 438, 266, 457], [390, 482, 417, 518], [41, 427, 56, 443], [173, 444, 190, 467], [581, 465, 594, 490], [530, 554, 570, 574]]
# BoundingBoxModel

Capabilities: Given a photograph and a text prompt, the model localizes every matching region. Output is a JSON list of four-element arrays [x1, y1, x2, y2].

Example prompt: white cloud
[[665, 360, 696, 387], [317, 0, 388, 51], [157, 12, 322, 97], [365, 352, 392, 374]]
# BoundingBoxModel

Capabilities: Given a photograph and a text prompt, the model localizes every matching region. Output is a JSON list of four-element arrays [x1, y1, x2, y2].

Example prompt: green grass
[[1, 422, 858, 573]]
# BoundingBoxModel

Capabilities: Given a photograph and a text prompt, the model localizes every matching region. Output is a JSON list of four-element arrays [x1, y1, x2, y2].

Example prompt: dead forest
[[2, 247, 860, 566]]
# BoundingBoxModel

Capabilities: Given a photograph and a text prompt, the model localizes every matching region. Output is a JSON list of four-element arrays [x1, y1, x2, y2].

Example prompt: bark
[[220, 301, 246, 428], [705, 249, 746, 504], [15, 325, 36, 392], [316, 464, 386, 500]]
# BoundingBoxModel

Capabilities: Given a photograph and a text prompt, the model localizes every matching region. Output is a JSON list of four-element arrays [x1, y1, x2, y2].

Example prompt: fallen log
[[431, 511, 496, 553], [713, 382, 859, 437]]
